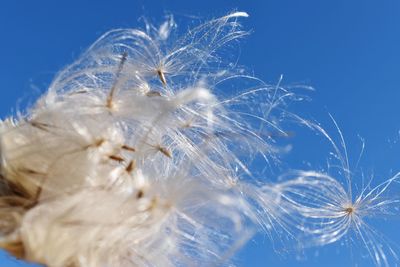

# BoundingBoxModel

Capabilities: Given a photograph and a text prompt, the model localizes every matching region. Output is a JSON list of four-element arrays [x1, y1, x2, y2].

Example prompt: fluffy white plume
[[0, 12, 291, 267], [1, 11, 399, 267]]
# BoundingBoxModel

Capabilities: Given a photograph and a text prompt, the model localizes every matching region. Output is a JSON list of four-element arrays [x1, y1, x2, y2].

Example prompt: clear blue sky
[[1, 1, 400, 266]]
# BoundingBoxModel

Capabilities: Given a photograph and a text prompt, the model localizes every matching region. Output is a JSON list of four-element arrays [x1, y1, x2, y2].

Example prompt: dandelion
[[0, 12, 293, 267]]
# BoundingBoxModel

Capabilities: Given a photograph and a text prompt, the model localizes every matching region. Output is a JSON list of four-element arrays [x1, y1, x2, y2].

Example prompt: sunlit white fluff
[[0, 12, 292, 267], [3, 9, 397, 267]]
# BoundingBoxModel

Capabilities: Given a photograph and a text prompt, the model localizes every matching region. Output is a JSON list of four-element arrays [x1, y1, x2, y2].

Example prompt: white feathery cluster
[[0, 11, 399, 267], [273, 121, 400, 267]]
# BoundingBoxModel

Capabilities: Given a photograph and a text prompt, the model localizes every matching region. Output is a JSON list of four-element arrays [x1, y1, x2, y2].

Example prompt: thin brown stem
[[106, 52, 128, 108]]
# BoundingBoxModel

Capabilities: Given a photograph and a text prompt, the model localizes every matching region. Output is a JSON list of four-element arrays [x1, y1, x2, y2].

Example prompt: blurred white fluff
[[0, 12, 292, 267]]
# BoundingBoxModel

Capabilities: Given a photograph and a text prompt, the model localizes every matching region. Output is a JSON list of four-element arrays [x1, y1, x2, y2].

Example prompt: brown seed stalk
[[109, 155, 125, 163], [106, 52, 128, 108], [121, 145, 136, 152], [157, 146, 172, 159], [125, 160, 136, 173], [156, 68, 167, 87]]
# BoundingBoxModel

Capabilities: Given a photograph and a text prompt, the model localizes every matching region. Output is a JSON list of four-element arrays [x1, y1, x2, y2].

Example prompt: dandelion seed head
[[5, 9, 396, 267], [0, 12, 293, 267]]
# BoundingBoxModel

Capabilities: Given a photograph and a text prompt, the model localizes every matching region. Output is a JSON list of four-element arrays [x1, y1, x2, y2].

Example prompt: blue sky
[[1, 1, 400, 266]]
